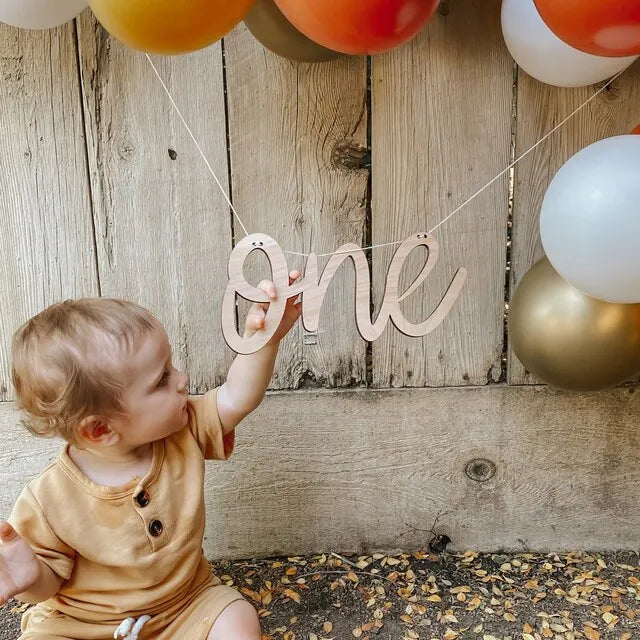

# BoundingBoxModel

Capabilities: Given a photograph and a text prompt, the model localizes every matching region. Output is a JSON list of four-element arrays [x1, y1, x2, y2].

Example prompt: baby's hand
[[244, 270, 302, 344], [0, 522, 40, 605]]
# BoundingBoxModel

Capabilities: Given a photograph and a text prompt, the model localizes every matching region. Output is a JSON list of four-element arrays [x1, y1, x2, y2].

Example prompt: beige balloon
[[244, 0, 342, 62], [509, 257, 640, 391]]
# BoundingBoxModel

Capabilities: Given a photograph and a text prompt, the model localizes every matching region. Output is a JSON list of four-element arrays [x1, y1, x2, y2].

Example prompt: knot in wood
[[600, 79, 621, 101], [118, 141, 135, 160], [465, 458, 496, 482], [331, 142, 367, 171]]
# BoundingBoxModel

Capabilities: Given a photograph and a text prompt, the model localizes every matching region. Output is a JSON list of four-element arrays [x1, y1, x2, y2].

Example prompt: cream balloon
[[501, 0, 638, 87], [0, 0, 88, 29], [540, 135, 640, 303]]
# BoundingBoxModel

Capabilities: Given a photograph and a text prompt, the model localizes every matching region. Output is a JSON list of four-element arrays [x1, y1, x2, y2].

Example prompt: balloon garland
[[2, 1, 639, 388]]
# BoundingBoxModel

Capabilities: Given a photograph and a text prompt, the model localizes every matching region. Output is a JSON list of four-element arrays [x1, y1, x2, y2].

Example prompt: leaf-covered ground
[[1, 551, 638, 640]]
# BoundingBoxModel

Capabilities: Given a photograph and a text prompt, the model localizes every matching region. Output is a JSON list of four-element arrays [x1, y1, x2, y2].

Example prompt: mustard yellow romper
[[9, 389, 245, 640]]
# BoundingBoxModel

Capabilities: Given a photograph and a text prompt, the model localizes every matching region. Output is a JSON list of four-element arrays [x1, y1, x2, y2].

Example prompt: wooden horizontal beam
[[1, 385, 638, 557]]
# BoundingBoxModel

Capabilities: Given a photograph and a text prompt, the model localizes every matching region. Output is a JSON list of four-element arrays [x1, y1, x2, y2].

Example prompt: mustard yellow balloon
[[89, 0, 255, 54]]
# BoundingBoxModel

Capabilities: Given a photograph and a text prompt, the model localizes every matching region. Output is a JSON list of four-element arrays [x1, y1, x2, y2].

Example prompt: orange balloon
[[633, 124, 640, 134], [89, 0, 255, 54], [273, 0, 439, 55], [534, 0, 640, 57]]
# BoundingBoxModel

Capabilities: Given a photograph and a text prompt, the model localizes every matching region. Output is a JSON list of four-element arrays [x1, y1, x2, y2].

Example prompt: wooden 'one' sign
[[222, 233, 467, 354]]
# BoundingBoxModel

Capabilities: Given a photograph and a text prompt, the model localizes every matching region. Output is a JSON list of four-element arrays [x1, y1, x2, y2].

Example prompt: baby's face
[[111, 326, 189, 448]]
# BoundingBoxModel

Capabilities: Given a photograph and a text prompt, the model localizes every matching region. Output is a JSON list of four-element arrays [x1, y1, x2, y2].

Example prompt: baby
[[0, 273, 300, 640]]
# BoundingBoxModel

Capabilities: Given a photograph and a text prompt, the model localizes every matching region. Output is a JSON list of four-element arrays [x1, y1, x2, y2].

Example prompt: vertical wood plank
[[0, 20, 98, 400], [76, 16, 233, 392], [371, 0, 513, 388], [224, 25, 369, 389], [508, 63, 640, 384]]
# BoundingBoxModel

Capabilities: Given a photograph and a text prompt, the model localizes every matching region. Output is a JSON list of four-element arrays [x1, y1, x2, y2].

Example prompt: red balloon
[[633, 124, 640, 135], [272, 0, 439, 55], [534, 0, 640, 57]]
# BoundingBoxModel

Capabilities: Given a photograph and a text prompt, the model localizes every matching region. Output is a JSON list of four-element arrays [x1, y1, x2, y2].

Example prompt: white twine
[[145, 52, 626, 258]]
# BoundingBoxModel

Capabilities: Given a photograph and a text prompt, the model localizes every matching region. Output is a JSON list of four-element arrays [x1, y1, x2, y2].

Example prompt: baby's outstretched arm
[[217, 271, 301, 433], [0, 521, 62, 605]]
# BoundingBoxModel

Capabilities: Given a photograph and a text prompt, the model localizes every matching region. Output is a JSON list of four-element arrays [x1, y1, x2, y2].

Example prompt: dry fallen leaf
[[583, 627, 600, 640], [240, 587, 262, 604], [283, 588, 301, 604], [451, 586, 471, 594]]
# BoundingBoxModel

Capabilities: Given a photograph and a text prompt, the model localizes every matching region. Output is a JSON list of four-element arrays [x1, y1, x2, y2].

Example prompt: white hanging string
[[145, 54, 249, 237], [145, 52, 626, 258]]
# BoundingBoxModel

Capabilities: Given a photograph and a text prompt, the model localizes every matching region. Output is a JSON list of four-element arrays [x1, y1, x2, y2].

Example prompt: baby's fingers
[[0, 523, 17, 544], [247, 307, 266, 330], [289, 270, 301, 285], [257, 279, 277, 300]]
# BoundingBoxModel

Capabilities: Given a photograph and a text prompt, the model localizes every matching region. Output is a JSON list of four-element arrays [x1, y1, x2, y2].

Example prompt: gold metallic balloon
[[244, 0, 342, 63], [89, 0, 255, 55], [509, 258, 640, 391]]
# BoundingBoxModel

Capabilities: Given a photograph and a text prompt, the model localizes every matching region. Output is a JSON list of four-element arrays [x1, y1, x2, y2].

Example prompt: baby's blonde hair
[[11, 298, 159, 444]]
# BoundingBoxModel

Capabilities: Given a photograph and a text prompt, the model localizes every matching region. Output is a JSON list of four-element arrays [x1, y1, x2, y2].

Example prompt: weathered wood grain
[[371, 0, 513, 388], [0, 19, 98, 400], [224, 24, 369, 389], [76, 14, 233, 391], [3, 385, 638, 555]]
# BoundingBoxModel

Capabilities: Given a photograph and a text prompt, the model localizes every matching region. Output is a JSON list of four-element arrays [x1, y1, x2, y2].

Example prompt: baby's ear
[[76, 416, 120, 447]]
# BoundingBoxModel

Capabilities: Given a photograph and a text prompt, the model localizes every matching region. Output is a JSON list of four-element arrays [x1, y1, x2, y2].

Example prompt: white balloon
[[0, 0, 88, 29], [540, 135, 640, 304], [501, 0, 638, 87]]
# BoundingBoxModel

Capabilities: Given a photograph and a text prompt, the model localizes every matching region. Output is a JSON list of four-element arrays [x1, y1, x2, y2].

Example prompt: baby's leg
[[206, 600, 261, 640]]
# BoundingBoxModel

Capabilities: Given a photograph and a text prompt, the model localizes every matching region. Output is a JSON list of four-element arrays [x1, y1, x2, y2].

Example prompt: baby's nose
[[177, 372, 188, 392]]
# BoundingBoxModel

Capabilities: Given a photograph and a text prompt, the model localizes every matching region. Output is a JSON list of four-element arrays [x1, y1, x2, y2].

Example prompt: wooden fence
[[1, 0, 639, 555]]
